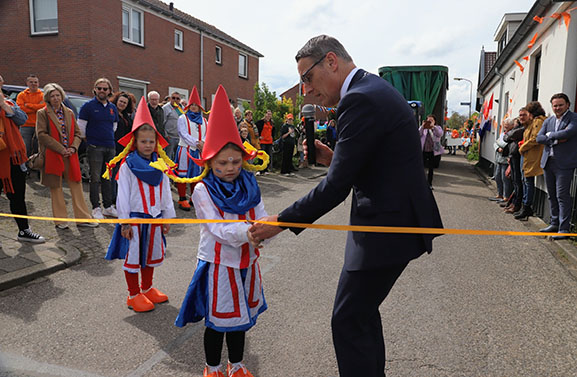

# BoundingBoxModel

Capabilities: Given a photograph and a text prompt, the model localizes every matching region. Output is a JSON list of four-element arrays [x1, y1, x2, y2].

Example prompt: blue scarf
[[125, 151, 163, 186], [202, 169, 261, 215], [186, 110, 203, 125]]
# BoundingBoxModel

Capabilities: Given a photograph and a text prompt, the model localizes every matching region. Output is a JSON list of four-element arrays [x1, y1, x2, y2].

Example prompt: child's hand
[[162, 223, 170, 234], [121, 224, 133, 240], [247, 229, 262, 248]]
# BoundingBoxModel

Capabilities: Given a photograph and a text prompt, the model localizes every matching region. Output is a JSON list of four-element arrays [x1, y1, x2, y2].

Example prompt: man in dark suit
[[536, 93, 577, 240], [248, 35, 443, 376]]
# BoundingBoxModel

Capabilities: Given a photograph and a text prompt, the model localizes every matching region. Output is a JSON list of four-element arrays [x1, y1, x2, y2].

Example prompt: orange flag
[[533, 16, 544, 23], [514, 60, 525, 73], [551, 12, 571, 30], [528, 33, 538, 48], [522, 56, 529, 61]]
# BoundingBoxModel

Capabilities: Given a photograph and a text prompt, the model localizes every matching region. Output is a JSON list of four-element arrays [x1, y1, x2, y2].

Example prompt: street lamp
[[454, 77, 472, 120]]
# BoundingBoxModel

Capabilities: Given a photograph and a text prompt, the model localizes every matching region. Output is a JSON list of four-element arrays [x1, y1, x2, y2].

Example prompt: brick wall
[[0, 0, 259, 108]]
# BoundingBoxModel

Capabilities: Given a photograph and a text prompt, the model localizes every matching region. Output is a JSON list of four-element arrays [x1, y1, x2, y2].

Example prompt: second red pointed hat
[[117, 96, 168, 148], [193, 85, 256, 166]]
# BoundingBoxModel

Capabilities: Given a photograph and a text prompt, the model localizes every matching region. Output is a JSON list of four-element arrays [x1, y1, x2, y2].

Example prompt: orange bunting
[[533, 16, 544, 23], [522, 56, 529, 61], [528, 33, 538, 48], [551, 12, 570, 30], [514, 60, 525, 73]]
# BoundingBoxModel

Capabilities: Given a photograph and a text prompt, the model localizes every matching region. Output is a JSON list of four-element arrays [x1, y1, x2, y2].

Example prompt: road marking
[[0, 351, 106, 377]]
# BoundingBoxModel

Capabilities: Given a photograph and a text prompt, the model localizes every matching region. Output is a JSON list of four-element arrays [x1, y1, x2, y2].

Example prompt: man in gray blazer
[[536, 93, 577, 239]]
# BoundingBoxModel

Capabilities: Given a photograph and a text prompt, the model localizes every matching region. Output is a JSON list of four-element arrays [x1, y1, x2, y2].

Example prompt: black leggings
[[0, 164, 29, 231], [204, 327, 245, 366]]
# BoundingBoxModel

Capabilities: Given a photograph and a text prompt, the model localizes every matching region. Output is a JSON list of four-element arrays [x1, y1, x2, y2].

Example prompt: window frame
[[238, 53, 248, 79], [215, 46, 222, 65], [29, 0, 59, 35], [122, 4, 144, 47], [174, 29, 183, 51]]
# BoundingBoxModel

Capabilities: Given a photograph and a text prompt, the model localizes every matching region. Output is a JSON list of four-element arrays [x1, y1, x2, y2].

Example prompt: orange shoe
[[203, 366, 225, 377], [227, 363, 254, 377], [143, 287, 168, 304], [126, 293, 155, 312], [178, 200, 191, 211]]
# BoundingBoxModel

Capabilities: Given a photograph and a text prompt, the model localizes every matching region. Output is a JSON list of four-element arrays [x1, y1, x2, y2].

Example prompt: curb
[[0, 241, 82, 291], [473, 163, 577, 280]]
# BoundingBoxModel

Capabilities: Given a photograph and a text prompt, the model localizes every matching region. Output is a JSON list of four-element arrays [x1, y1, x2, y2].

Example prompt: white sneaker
[[92, 207, 104, 219], [102, 206, 118, 218]]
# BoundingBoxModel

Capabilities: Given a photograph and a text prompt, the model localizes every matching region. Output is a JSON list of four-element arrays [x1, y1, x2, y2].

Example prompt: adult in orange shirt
[[16, 74, 45, 156], [255, 109, 275, 173]]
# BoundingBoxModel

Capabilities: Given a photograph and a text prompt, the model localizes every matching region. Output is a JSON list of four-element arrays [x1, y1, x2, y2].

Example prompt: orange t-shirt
[[260, 121, 273, 144]]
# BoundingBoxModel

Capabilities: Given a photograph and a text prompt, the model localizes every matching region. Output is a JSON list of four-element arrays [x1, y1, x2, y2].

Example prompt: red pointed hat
[[118, 96, 168, 148], [187, 86, 203, 111], [193, 85, 256, 166]]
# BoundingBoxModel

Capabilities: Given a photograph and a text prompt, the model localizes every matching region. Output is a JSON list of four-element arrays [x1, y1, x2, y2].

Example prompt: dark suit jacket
[[536, 111, 577, 170], [278, 69, 443, 270]]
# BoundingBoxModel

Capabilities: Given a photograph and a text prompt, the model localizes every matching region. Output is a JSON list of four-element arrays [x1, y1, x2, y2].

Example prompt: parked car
[[1, 84, 92, 181]]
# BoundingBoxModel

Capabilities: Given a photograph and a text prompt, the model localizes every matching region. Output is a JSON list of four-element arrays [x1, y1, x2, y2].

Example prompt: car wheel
[[79, 152, 90, 182]]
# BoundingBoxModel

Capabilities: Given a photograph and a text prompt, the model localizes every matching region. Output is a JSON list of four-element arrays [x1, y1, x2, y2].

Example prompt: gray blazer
[[537, 111, 577, 169]]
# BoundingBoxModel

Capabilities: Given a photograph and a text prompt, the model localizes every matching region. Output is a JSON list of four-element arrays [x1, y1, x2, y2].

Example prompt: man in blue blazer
[[536, 93, 577, 240], [249, 35, 443, 376]]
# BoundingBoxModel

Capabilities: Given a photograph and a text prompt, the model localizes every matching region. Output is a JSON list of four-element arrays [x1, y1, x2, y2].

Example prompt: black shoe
[[17, 229, 46, 244], [540, 225, 559, 233], [551, 234, 570, 240]]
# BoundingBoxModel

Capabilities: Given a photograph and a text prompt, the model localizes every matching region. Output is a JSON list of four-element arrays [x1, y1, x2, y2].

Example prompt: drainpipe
[[494, 67, 505, 125], [200, 30, 204, 106]]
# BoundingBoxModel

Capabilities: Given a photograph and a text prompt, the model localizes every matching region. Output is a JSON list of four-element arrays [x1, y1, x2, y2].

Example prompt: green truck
[[378, 65, 449, 127]]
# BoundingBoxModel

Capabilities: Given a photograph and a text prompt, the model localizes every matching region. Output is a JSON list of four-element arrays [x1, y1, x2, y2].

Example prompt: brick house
[[0, 0, 263, 109]]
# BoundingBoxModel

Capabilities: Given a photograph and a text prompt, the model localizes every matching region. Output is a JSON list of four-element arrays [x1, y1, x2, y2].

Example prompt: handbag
[[27, 151, 44, 170]]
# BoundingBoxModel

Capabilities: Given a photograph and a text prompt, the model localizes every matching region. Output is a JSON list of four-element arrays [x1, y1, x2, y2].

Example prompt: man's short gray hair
[[295, 35, 352, 63], [148, 91, 160, 100]]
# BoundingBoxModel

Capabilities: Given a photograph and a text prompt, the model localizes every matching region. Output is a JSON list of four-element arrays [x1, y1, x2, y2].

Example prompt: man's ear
[[326, 52, 338, 72]]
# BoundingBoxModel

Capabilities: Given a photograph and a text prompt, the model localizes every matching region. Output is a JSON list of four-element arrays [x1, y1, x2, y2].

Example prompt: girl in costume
[[175, 86, 207, 211], [173, 86, 270, 377], [104, 97, 176, 313]]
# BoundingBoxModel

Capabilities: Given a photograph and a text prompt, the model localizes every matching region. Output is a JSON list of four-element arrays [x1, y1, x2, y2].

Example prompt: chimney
[[169, 2, 174, 11]]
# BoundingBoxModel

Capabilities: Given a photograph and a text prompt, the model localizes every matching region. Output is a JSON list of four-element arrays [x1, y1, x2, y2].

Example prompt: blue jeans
[[522, 175, 536, 206], [87, 144, 116, 209], [165, 137, 179, 162], [20, 126, 37, 157], [495, 163, 512, 198], [543, 157, 575, 232]]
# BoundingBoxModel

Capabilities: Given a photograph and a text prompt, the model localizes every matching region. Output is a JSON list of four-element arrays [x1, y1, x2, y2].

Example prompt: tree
[[446, 112, 468, 129]]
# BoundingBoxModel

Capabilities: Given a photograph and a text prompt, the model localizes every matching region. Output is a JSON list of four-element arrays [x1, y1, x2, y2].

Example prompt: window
[[238, 53, 247, 78], [30, 0, 58, 35], [174, 30, 183, 51], [117, 76, 149, 101], [215, 46, 222, 64], [497, 32, 507, 56], [531, 52, 541, 101], [122, 5, 143, 46]]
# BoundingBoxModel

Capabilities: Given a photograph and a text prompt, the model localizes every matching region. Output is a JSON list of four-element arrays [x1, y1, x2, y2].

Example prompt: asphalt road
[[1, 153, 576, 377]]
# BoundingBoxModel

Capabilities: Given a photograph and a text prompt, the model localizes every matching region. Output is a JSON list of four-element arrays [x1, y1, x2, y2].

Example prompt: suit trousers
[[543, 156, 575, 232], [50, 158, 92, 226], [332, 262, 408, 377]]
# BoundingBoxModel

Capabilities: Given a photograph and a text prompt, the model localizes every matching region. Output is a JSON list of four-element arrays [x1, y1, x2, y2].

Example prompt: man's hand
[[248, 215, 284, 243], [0, 91, 12, 115], [303, 139, 333, 166], [121, 224, 133, 240], [162, 223, 170, 234]]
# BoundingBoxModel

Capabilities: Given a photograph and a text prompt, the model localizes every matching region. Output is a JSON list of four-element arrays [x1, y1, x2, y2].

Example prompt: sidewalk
[[0, 165, 329, 291], [473, 158, 577, 280]]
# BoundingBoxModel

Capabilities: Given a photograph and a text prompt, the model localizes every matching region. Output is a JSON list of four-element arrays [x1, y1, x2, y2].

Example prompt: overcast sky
[[171, 0, 535, 115]]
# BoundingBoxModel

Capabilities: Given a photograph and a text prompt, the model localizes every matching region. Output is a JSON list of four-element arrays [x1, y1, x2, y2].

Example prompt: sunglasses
[[300, 54, 326, 84], [95, 87, 109, 91], [171, 97, 180, 100]]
